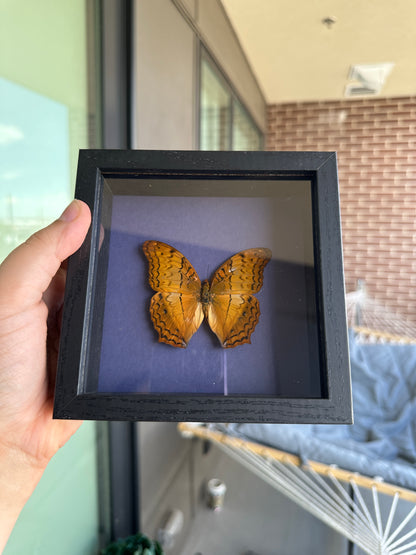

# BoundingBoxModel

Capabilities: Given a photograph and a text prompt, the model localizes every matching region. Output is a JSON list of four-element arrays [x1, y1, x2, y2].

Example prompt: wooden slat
[[353, 326, 416, 344], [178, 423, 416, 503]]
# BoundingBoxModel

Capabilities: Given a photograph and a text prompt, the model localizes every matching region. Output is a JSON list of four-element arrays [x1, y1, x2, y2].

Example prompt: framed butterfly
[[142, 240, 272, 349]]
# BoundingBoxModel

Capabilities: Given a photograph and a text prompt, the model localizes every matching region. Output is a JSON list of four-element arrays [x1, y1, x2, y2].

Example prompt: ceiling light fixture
[[322, 16, 337, 28], [344, 63, 394, 97]]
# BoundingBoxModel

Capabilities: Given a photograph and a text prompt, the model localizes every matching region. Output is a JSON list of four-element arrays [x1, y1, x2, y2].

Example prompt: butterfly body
[[200, 280, 212, 316], [143, 240, 271, 349]]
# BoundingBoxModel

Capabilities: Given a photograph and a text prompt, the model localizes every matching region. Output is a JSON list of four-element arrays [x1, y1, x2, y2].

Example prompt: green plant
[[101, 532, 164, 555]]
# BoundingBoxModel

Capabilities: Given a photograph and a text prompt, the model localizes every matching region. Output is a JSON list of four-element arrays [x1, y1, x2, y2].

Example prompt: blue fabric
[[230, 331, 416, 490]]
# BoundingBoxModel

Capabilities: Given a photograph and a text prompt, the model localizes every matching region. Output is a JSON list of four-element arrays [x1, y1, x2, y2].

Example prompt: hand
[[0, 199, 91, 551]]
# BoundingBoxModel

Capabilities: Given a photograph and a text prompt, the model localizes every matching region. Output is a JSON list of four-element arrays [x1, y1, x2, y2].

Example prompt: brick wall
[[267, 97, 416, 324]]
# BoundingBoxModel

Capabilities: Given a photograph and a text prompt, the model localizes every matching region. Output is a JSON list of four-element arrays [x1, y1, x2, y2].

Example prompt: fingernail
[[59, 200, 80, 222]]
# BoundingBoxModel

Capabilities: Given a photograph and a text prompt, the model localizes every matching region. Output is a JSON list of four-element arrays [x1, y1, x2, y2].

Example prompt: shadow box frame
[[53, 149, 352, 423]]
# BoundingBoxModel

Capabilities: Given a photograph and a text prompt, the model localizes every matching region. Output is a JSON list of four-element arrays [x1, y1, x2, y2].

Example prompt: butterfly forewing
[[210, 248, 272, 295], [143, 240, 201, 294]]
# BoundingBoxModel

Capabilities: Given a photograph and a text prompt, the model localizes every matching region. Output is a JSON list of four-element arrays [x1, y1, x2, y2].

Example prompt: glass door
[[1, 2, 102, 553], [0, 0, 100, 261]]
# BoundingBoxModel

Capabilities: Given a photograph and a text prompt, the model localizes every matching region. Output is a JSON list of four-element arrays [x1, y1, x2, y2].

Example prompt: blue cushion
[[230, 330, 416, 489]]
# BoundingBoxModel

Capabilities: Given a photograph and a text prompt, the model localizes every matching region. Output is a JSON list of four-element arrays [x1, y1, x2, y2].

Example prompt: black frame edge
[[54, 150, 352, 424]]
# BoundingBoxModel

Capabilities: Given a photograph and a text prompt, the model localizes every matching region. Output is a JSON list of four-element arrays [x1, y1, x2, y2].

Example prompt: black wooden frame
[[53, 149, 351, 423]]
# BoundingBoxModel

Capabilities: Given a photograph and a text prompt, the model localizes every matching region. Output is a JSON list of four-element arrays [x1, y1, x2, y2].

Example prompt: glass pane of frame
[[92, 177, 321, 398]]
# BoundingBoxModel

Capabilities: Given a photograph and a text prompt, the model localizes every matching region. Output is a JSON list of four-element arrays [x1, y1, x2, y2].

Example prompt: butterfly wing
[[207, 294, 260, 348], [149, 292, 204, 348], [210, 248, 272, 295], [143, 241, 203, 347], [143, 240, 201, 294], [208, 248, 272, 348]]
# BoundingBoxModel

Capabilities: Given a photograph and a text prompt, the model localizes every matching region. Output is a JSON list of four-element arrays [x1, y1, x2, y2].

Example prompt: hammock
[[179, 290, 416, 555]]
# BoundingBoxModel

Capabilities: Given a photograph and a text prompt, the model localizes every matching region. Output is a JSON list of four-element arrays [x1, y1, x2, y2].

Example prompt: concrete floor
[[181, 448, 348, 555]]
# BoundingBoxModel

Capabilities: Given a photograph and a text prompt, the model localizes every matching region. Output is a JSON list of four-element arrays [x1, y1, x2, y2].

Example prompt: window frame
[[99, 0, 140, 544], [199, 47, 263, 151]]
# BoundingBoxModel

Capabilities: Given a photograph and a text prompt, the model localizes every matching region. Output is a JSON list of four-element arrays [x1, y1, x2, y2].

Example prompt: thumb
[[0, 199, 91, 314]]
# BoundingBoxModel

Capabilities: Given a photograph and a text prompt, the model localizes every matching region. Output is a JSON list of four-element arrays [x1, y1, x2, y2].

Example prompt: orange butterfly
[[142, 240, 271, 349]]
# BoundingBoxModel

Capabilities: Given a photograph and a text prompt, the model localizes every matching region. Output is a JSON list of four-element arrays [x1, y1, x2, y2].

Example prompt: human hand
[[0, 199, 91, 551]]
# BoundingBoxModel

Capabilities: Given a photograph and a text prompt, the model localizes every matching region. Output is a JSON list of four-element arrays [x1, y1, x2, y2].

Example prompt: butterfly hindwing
[[207, 293, 260, 348], [149, 292, 204, 348]]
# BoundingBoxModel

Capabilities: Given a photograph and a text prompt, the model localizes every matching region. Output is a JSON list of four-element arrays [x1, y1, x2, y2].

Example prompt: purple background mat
[[96, 192, 322, 396]]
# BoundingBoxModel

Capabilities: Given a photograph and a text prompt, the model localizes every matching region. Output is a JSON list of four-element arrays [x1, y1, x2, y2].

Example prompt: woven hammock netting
[[180, 288, 416, 555], [346, 285, 416, 344]]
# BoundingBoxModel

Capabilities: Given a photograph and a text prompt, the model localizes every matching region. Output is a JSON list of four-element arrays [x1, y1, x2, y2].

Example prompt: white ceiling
[[221, 0, 416, 104]]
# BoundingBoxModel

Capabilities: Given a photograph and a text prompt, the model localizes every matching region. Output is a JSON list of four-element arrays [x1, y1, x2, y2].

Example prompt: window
[[199, 54, 262, 151], [232, 99, 263, 150]]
